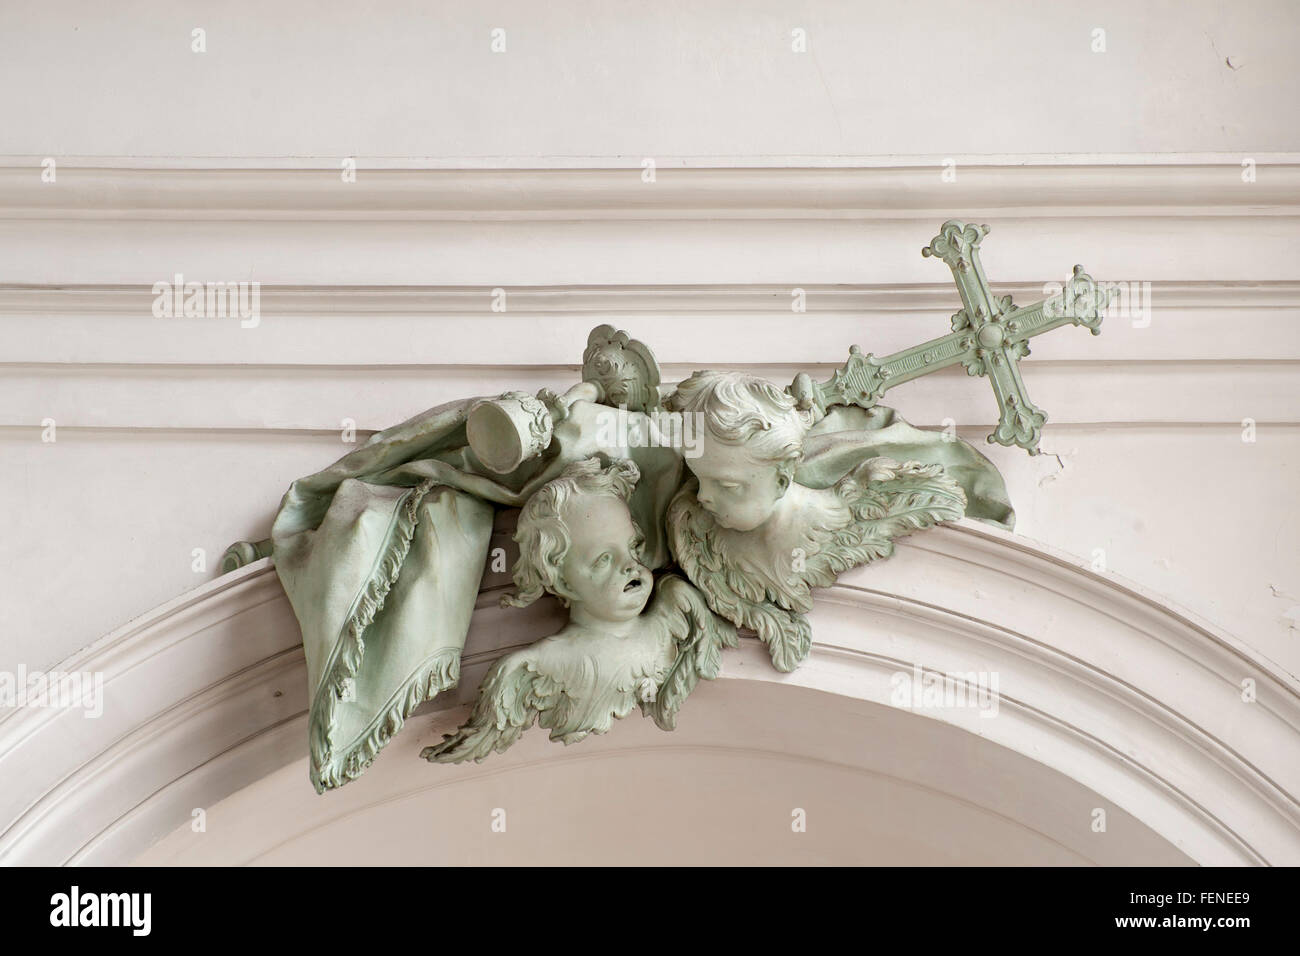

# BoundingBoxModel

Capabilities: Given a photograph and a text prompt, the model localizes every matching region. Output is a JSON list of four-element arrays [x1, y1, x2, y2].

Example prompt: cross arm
[[1002, 264, 1107, 346], [788, 221, 1108, 456], [788, 265, 1105, 416], [788, 333, 969, 415]]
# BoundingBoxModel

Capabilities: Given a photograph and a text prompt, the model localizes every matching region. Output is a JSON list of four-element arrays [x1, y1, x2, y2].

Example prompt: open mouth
[[623, 577, 643, 593]]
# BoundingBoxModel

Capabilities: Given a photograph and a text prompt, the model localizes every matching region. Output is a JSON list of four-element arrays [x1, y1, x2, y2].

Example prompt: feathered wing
[[801, 457, 966, 588], [668, 460, 966, 674], [740, 600, 811, 674], [420, 651, 565, 764], [667, 481, 812, 673], [643, 575, 738, 731]]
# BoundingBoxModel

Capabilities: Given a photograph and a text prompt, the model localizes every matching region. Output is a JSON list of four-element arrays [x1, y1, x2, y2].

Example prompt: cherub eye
[[720, 481, 741, 491], [594, 552, 612, 568]]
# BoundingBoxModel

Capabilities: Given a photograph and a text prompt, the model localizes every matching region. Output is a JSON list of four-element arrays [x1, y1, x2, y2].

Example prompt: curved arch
[[1, 521, 1297, 865]]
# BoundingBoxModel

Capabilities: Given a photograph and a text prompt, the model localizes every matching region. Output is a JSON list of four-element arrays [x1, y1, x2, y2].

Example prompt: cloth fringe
[[308, 478, 445, 791], [311, 647, 461, 792]]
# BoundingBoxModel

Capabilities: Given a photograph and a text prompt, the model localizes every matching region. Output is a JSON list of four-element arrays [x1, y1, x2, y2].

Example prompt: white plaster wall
[[135, 682, 1195, 867], [1, 5, 1297, 704], [1, 2, 1298, 868], [0, 0, 1295, 157], [16, 529, 1286, 866], [5, 422, 1298, 681]]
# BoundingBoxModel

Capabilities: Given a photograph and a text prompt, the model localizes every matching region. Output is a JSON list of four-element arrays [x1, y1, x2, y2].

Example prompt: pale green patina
[[422, 458, 737, 764], [790, 220, 1107, 454], [220, 221, 1104, 785]]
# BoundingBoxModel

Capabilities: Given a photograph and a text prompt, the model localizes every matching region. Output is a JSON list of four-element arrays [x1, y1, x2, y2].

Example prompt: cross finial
[[789, 220, 1107, 456]]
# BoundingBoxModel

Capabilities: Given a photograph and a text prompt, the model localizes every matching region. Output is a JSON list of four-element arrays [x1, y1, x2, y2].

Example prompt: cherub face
[[559, 495, 652, 622], [685, 436, 787, 532]]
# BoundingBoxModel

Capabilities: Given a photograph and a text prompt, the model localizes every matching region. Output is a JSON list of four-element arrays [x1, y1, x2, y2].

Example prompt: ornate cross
[[789, 220, 1108, 455]]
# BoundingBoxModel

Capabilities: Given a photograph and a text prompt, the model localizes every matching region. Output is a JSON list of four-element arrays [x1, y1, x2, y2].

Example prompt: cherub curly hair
[[666, 370, 813, 481], [503, 457, 641, 609]]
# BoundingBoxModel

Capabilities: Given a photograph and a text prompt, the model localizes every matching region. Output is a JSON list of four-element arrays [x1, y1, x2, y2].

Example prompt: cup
[[466, 391, 554, 474]]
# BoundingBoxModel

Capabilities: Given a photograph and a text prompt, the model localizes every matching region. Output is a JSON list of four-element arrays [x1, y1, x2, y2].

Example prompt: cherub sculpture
[[422, 457, 736, 764], [223, 221, 1100, 789], [665, 370, 967, 672]]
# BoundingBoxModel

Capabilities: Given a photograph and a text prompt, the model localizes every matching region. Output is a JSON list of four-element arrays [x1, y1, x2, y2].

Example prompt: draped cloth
[[264, 396, 1013, 792], [271, 398, 684, 791], [799, 405, 1016, 528]]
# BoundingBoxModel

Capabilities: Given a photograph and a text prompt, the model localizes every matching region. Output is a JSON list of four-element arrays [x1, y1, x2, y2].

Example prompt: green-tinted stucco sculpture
[[221, 220, 1105, 787], [789, 220, 1107, 455], [666, 370, 966, 673], [422, 458, 736, 764]]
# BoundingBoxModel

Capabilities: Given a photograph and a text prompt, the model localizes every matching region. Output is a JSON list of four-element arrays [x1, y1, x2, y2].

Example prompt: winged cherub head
[[665, 370, 967, 673], [503, 457, 653, 624], [667, 370, 814, 532], [423, 456, 738, 765]]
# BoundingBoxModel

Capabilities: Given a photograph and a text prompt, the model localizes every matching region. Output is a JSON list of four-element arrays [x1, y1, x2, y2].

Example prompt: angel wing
[[420, 652, 570, 764], [667, 482, 814, 673], [668, 458, 966, 673], [642, 575, 738, 731], [800, 457, 967, 589]]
